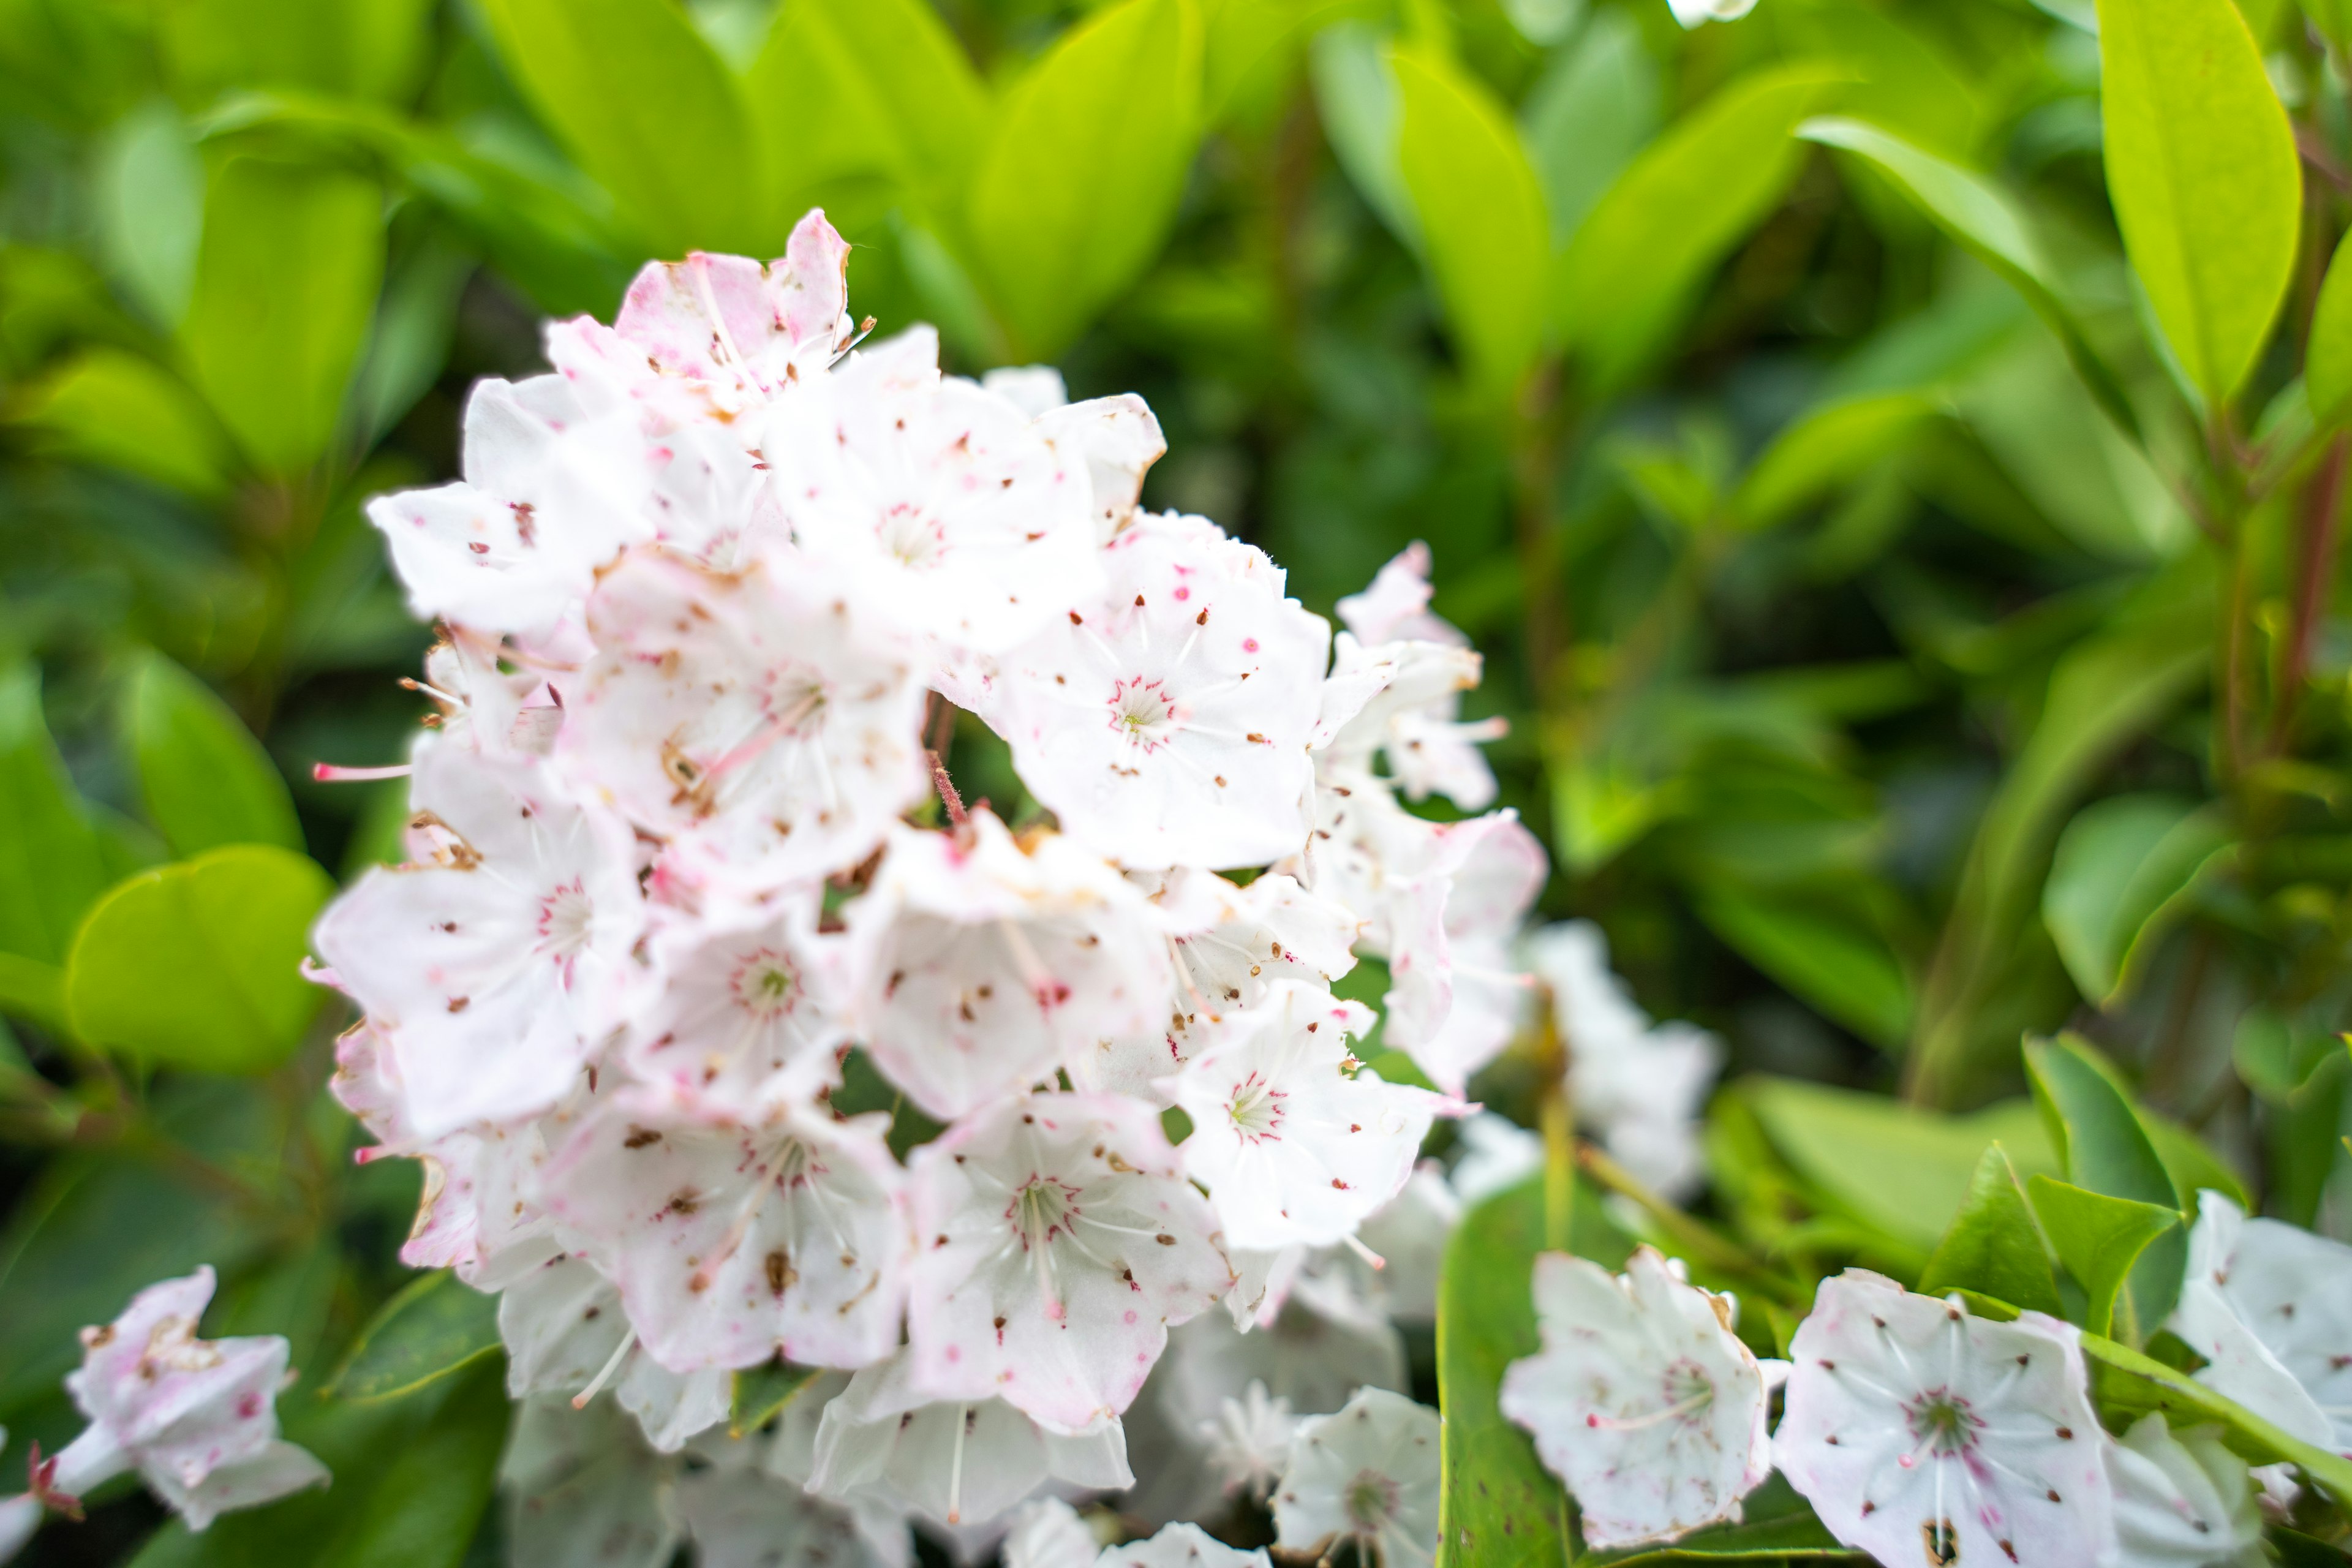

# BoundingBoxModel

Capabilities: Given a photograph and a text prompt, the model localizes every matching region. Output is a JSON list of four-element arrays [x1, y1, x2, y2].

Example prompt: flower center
[[1226, 1071, 1287, 1145], [537, 880, 595, 967], [730, 948, 799, 1020], [1107, 677, 1178, 752], [1344, 1468, 1399, 1534], [877, 502, 946, 568], [1904, 1387, 1981, 1458], [1008, 1175, 1082, 1253]]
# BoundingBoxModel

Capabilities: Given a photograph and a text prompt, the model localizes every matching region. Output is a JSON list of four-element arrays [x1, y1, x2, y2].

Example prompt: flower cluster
[[279, 209, 1654, 1562]]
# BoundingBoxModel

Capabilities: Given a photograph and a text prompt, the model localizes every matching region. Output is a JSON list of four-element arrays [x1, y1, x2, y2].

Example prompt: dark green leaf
[[2084, 1332, 2352, 1505], [1692, 886, 1913, 1051], [327, 1270, 503, 1404], [327, 1358, 509, 1568], [2097, 0, 2301, 406], [0, 661, 115, 972], [1918, 1145, 2062, 1317], [9, 347, 234, 496], [1731, 391, 1939, 532], [966, 0, 1204, 358], [180, 156, 385, 475], [1589, 1510, 1858, 1565], [2042, 794, 2231, 1006], [64, 845, 336, 1074], [2024, 1175, 2177, 1339], [2023, 1035, 2183, 1337], [126, 650, 304, 858], [729, 1357, 818, 1438]]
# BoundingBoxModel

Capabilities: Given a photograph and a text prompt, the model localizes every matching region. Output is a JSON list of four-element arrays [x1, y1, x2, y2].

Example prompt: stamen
[[946, 1402, 970, 1523], [572, 1328, 638, 1408], [1342, 1233, 1387, 1272], [312, 761, 413, 783]]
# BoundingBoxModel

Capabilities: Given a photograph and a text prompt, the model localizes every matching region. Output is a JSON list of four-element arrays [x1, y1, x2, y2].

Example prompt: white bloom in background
[[1273, 1387, 1440, 1567], [1002, 1497, 1101, 1568], [1774, 1271, 2113, 1568], [675, 1420, 895, 1568], [624, 898, 848, 1105], [20, 1268, 326, 1534], [1448, 1110, 1544, 1206], [2104, 1414, 2264, 1568], [1667, 0, 1758, 26], [1335, 542, 1460, 649], [1172, 981, 1450, 1251], [906, 1093, 1229, 1433], [538, 1089, 909, 1374], [1354, 1166, 1460, 1324], [365, 372, 653, 636], [981, 366, 1071, 418], [501, 1395, 684, 1568], [1379, 813, 1544, 1093], [1164, 1267, 1408, 1428], [2169, 1189, 2352, 1455], [982, 511, 1328, 870], [1196, 1381, 1298, 1500], [315, 742, 646, 1137], [1101, 1521, 1271, 1568], [762, 325, 1101, 657], [497, 1254, 731, 1453], [1498, 1247, 1774, 1547], [846, 815, 1172, 1120], [810, 1350, 1133, 1528], [562, 546, 927, 895]]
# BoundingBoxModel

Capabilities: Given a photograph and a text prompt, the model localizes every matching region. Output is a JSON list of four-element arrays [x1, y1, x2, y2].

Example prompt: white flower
[[846, 814, 1173, 1121], [1164, 1265, 1408, 1427], [624, 897, 848, 1106], [1498, 1247, 1774, 1547], [675, 1420, 897, 1568], [1354, 1165, 1460, 1324], [1002, 1496, 1101, 1568], [500, 1394, 684, 1568], [1196, 1380, 1298, 1500], [34, 1268, 326, 1532], [1315, 635, 1502, 814], [980, 511, 1328, 870], [1100, 1521, 1271, 1568], [2103, 1414, 2263, 1568], [2168, 1189, 2352, 1455], [497, 1253, 731, 1453], [1273, 1387, 1440, 1567], [761, 325, 1102, 657], [1036, 395, 1166, 540], [366, 372, 652, 637], [981, 366, 1071, 417], [906, 1092, 1229, 1432], [560, 545, 928, 897], [1171, 980, 1450, 1251], [1773, 1270, 2113, 1568], [809, 1349, 1133, 1528], [1447, 1110, 1543, 1207], [1667, 0, 1758, 26], [538, 1087, 910, 1374], [1335, 543, 1461, 648], [315, 742, 647, 1137]]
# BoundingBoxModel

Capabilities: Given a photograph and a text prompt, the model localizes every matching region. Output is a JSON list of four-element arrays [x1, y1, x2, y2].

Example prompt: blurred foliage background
[[4, 0, 2352, 1558]]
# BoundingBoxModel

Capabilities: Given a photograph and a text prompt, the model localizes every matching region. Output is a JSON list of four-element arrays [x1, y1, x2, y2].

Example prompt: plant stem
[[2270, 434, 2346, 755]]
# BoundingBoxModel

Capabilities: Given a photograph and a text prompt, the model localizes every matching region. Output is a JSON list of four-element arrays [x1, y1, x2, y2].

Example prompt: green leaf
[[479, 0, 760, 255], [0, 661, 115, 971], [126, 650, 304, 857], [1311, 23, 1419, 251], [0, 954, 67, 1038], [1556, 67, 1838, 394], [1435, 1177, 1569, 1568], [330, 1360, 510, 1568], [180, 155, 384, 475], [2023, 1034, 2184, 1337], [2306, 228, 2352, 429], [1796, 115, 2142, 440], [1588, 1510, 1856, 1565], [2096, 0, 2302, 407], [729, 1357, 819, 1437], [2025, 1175, 2177, 1338], [1519, 9, 1659, 249], [328, 1270, 503, 1404], [2083, 1331, 2352, 1506], [1744, 1079, 2056, 1254], [64, 845, 336, 1074], [1393, 43, 1551, 398], [1917, 1145, 2064, 1317], [967, 0, 1204, 359], [1732, 391, 1939, 532], [94, 100, 203, 330], [1692, 886, 1913, 1051], [9, 346, 235, 496], [2043, 794, 2231, 1006]]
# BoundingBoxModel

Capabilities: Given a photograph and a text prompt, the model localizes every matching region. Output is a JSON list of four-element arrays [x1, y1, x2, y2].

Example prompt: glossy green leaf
[[1393, 44, 1551, 398], [2043, 794, 2231, 1006], [967, 0, 1204, 359], [157, 0, 436, 103], [2023, 1035, 2183, 1336], [1745, 1079, 2056, 1254], [2096, 0, 2301, 407], [729, 1357, 820, 1437], [2084, 1332, 2352, 1505], [2233, 1008, 2340, 1101], [1520, 9, 1658, 249], [1797, 115, 2141, 439], [126, 650, 304, 857], [179, 155, 385, 475], [1556, 67, 1838, 393], [10, 346, 233, 496], [94, 100, 203, 329], [1588, 1509, 1855, 1565], [1435, 1176, 1569, 1568], [64, 845, 336, 1074], [1732, 391, 1939, 532], [328, 1270, 503, 1404], [2306, 228, 2352, 429], [2025, 1175, 2177, 1338], [480, 0, 760, 255], [1693, 887, 1913, 1051], [331, 1360, 510, 1568], [1917, 1145, 2063, 1317], [0, 662, 115, 973], [1311, 23, 1418, 251]]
